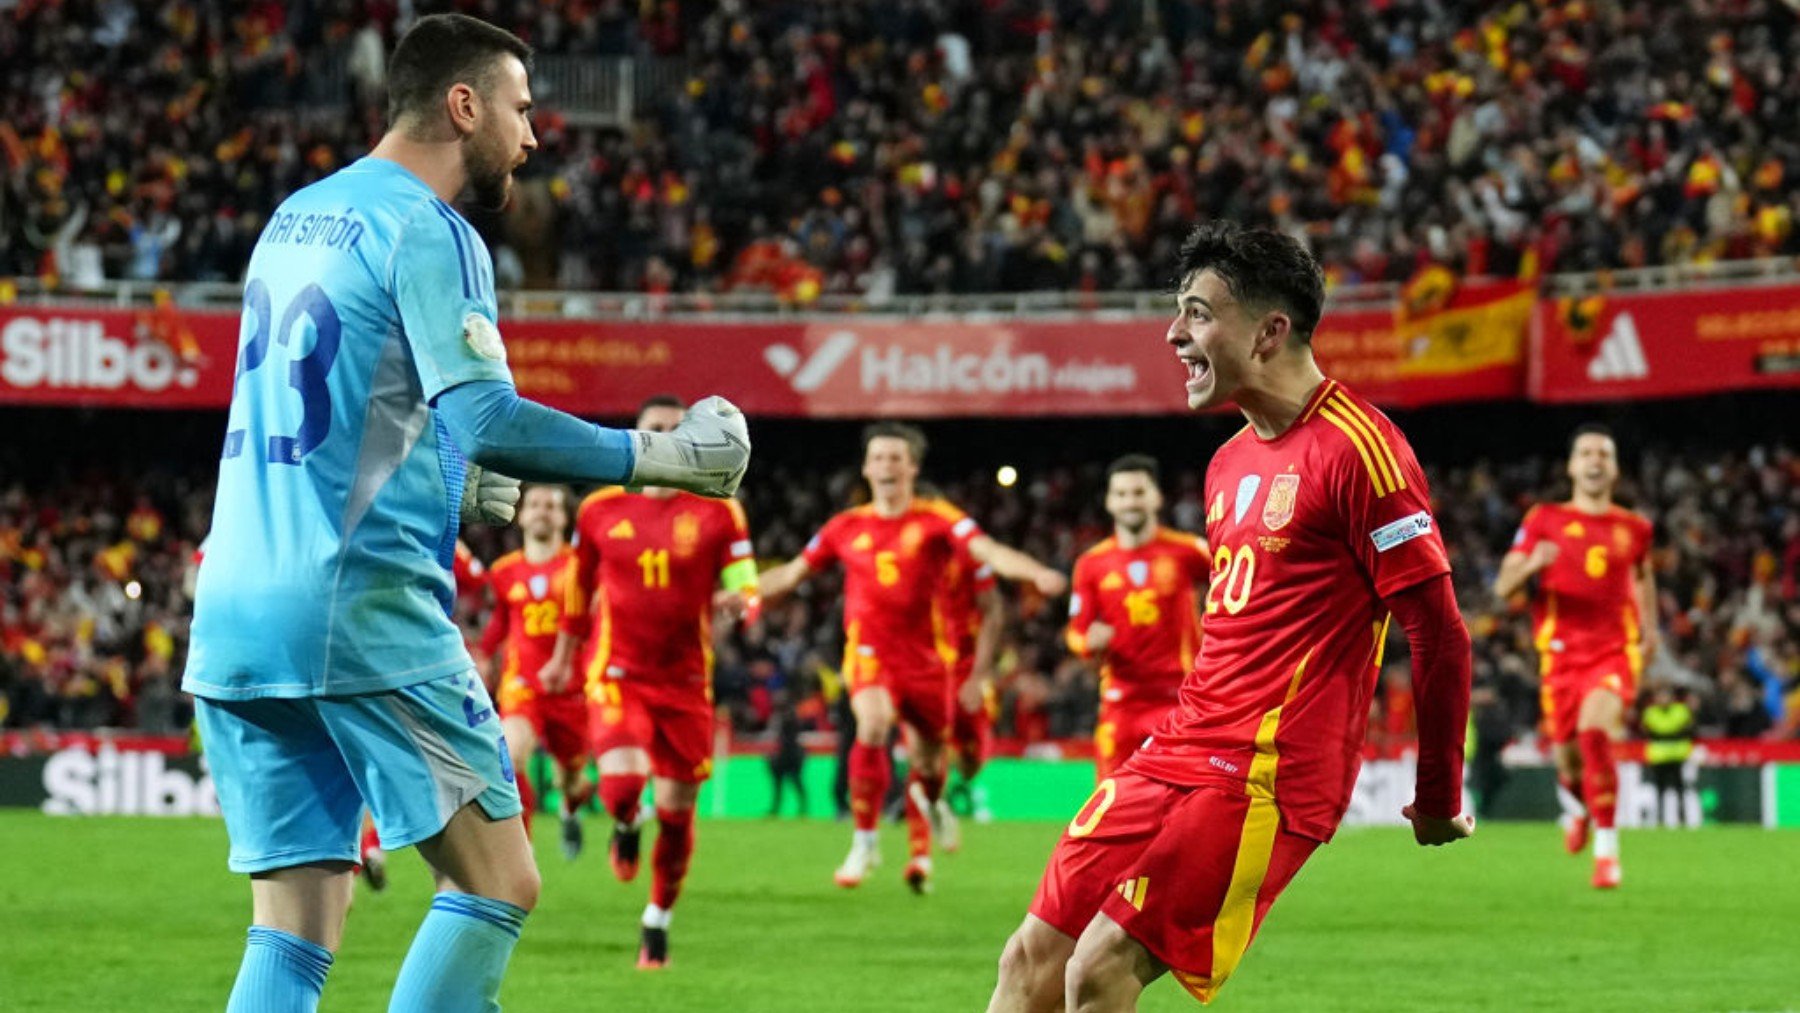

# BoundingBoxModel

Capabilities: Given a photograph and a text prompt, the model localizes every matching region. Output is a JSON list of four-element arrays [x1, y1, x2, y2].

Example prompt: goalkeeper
[[181, 14, 749, 1013]]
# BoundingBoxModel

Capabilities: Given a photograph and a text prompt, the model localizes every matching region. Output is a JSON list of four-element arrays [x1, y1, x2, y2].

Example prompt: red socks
[[515, 771, 536, 834], [650, 807, 695, 909], [600, 773, 647, 825], [564, 776, 596, 815], [903, 769, 947, 857], [1578, 729, 1618, 829], [359, 817, 381, 857], [848, 743, 891, 832]]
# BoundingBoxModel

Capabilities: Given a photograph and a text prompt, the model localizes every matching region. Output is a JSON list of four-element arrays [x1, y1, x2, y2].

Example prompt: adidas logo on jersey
[[608, 520, 636, 539], [1587, 312, 1648, 381]]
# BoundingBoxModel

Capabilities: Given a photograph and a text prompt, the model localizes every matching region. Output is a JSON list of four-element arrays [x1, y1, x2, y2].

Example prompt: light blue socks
[[388, 892, 529, 1013], [226, 926, 333, 1013]]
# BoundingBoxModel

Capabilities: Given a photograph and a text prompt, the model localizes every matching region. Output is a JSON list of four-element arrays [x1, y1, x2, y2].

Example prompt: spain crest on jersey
[[1262, 473, 1300, 531], [528, 573, 549, 599], [674, 512, 701, 555]]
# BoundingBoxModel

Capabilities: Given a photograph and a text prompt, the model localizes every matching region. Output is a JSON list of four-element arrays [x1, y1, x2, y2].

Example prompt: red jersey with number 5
[[480, 547, 574, 693], [1512, 503, 1651, 677], [562, 488, 753, 689], [802, 499, 984, 684], [1127, 380, 1452, 841], [1066, 529, 1209, 708]]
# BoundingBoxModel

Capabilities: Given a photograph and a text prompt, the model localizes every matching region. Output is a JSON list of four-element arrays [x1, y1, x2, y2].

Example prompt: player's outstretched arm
[[756, 556, 813, 606], [1492, 541, 1556, 600], [435, 380, 749, 498], [969, 535, 1068, 597], [1385, 572, 1476, 847]]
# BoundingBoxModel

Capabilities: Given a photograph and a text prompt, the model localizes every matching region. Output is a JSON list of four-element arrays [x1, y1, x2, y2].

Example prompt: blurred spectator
[[10, 2, 1800, 297]]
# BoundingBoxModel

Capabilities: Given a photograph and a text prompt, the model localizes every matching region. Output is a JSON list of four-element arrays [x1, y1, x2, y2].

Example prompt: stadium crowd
[[3, 1, 1800, 298], [4, 435, 1797, 755]]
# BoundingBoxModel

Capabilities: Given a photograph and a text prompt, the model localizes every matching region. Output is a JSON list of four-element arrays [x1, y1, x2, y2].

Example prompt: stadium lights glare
[[125, 581, 142, 600], [997, 465, 1019, 488]]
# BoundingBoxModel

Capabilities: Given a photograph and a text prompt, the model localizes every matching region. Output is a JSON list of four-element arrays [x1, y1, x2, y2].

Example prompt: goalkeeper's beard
[[466, 137, 515, 211]]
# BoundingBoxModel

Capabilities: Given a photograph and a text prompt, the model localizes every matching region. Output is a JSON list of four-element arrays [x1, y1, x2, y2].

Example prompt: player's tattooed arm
[[968, 535, 1068, 597], [963, 585, 1005, 712], [1635, 554, 1660, 666]]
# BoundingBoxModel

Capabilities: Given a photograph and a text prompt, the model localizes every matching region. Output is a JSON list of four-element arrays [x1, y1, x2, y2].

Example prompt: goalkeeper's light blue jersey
[[184, 158, 512, 700]]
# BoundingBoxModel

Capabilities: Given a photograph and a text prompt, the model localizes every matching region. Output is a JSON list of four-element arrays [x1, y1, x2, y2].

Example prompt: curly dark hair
[[1175, 222, 1326, 344]]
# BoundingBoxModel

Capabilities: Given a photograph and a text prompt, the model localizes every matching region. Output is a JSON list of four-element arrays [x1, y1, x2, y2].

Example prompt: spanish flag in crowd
[[1393, 269, 1534, 377]]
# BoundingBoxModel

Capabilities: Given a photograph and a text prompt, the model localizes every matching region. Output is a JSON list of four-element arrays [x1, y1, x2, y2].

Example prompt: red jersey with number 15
[[1067, 529, 1209, 708], [562, 488, 753, 689], [479, 547, 574, 694], [1512, 502, 1651, 675], [1127, 380, 1452, 842], [802, 499, 984, 684]]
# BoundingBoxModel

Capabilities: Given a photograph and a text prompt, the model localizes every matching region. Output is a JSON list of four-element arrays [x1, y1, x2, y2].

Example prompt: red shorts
[[1094, 698, 1178, 783], [949, 691, 995, 765], [1540, 656, 1636, 743], [588, 678, 715, 783], [496, 675, 589, 767], [890, 675, 952, 743], [1030, 772, 1319, 1005]]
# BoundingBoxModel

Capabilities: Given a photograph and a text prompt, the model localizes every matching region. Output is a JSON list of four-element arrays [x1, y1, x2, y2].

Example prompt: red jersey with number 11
[[562, 488, 753, 690], [1127, 380, 1452, 841]]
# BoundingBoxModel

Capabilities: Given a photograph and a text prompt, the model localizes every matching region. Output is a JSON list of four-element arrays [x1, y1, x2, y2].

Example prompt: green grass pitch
[[0, 812, 1792, 1011]]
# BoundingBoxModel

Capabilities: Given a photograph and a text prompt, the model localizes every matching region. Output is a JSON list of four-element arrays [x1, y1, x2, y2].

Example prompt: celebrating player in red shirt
[[1494, 425, 1656, 889], [477, 487, 593, 854], [988, 223, 1473, 1012], [1067, 455, 1209, 783], [543, 396, 759, 969], [760, 422, 1066, 893]]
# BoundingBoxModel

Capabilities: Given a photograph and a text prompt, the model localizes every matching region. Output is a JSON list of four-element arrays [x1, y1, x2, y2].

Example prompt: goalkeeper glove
[[628, 395, 751, 498], [461, 464, 522, 526]]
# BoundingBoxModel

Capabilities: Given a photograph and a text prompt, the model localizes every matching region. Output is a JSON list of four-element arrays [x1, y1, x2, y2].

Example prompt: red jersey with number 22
[[1127, 380, 1452, 841], [480, 547, 574, 694]]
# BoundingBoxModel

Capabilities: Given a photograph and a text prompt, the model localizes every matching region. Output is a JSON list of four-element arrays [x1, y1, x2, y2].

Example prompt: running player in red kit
[[542, 396, 759, 968], [759, 423, 1065, 893], [1067, 455, 1208, 783], [935, 543, 1002, 852], [988, 222, 1474, 1011], [1493, 425, 1655, 889], [479, 486, 594, 856]]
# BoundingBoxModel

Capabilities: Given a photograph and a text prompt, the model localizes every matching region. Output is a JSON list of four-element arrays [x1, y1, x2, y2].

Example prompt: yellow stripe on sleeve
[[1329, 395, 1406, 493], [1319, 406, 1392, 498]]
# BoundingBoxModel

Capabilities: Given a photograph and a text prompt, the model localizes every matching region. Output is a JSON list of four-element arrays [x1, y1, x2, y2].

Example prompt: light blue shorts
[[196, 670, 520, 874]]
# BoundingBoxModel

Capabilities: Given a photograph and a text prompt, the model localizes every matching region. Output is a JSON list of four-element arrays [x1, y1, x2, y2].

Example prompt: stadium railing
[[9, 257, 1798, 319]]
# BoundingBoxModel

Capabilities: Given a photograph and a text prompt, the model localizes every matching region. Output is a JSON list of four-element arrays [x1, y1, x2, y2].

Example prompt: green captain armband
[[720, 558, 759, 593]]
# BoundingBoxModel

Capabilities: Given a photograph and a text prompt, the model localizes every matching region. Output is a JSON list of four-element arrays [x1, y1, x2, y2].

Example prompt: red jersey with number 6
[[561, 488, 753, 690], [1512, 503, 1651, 679], [1126, 380, 1452, 841], [802, 499, 984, 686]]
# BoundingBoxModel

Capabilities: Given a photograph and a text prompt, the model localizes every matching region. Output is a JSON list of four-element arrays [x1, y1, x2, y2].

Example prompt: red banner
[[1533, 283, 1800, 402], [0, 305, 239, 408]]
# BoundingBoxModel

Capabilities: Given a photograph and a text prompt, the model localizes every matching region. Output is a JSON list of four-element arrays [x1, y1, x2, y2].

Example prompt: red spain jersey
[[937, 542, 997, 672], [1512, 502, 1651, 676], [802, 498, 984, 684], [562, 488, 753, 689], [1128, 380, 1452, 841], [453, 541, 486, 597], [1066, 528, 1209, 708], [479, 547, 574, 694]]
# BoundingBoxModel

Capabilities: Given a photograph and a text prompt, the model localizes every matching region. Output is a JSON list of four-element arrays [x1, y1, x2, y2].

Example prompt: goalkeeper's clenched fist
[[460, 464, 522, 526], [628, 395, 751, 498]]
